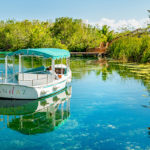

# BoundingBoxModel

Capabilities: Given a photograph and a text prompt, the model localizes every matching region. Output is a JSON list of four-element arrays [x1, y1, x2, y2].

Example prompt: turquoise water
[[0, 58, 150, 150]]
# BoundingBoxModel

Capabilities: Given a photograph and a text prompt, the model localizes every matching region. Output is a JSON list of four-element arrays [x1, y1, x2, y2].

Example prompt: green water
[[0, 58, 150, 150]]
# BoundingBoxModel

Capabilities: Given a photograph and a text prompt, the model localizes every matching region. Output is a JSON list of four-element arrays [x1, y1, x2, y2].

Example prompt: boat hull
[[37, 79, 68, 99], [0, 79, 70, 100], [0, 84, 38, 99], [0, 66, 72, 100]]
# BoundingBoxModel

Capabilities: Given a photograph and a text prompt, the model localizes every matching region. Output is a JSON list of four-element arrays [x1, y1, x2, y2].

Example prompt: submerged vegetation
[[0, 18, 114, 52], [70, 58, 150, 93]]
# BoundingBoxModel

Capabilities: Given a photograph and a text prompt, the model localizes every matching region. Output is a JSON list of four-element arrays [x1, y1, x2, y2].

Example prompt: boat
[[0, 48, 72, 99], [0, 86, 72, 134]]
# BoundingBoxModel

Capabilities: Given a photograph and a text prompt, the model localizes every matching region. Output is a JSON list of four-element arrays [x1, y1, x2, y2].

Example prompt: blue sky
[[0, 0, 150, 29]]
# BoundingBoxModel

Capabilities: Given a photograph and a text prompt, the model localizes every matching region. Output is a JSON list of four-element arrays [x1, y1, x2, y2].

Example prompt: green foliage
[[0, 20, 54, 51], [108, 35, 150, 63], [51, 17, 104, 51], [0, 18, 114, 52]]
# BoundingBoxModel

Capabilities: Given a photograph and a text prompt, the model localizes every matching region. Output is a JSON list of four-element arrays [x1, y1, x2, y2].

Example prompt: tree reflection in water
[[0, 86, 72, 135], [71, 58, 150, 136], [2, 57, 150, 138]]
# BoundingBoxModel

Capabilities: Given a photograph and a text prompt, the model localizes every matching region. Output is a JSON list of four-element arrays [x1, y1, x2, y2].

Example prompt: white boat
[[0, 48, 72, 99]]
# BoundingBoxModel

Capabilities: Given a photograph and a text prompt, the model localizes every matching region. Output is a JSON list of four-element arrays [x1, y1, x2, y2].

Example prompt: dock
[[71, 51, 106, 57], [71, 27, 150, 57], [71, 46, 107, 57]]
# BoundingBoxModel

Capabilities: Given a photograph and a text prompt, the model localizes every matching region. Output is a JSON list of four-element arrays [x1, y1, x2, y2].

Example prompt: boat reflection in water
[[0, 86, 72, 135]]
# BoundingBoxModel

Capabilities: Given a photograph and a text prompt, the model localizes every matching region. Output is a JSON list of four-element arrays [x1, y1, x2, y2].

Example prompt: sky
[[0, 0, 150, 30]]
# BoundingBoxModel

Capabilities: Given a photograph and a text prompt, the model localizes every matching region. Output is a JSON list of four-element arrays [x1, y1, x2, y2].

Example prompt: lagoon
[[0, 58, 150, 150]]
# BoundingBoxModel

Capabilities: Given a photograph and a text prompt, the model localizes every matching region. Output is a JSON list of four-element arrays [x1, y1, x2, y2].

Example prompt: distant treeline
[[2, 17, 150, 63], [0, 17, 114, 52], [108, 34, 150, 63]]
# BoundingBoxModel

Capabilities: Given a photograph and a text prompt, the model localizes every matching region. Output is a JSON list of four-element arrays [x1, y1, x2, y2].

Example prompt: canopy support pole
[[42, 57, 45, 66], [32, 55, 33, 68], [22, 56, 24, 81], [22, 56, 24, 73], [19, 55, 21, 73], [66, 58, 69, 73], [61, 58, 63, 74], [5, 56, 8, 83], [52, 59, 55, 81], [12, 56, 15, 82]]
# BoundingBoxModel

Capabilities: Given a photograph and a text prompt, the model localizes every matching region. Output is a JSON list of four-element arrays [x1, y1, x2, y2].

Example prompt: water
[[0, 58, 150, 150]]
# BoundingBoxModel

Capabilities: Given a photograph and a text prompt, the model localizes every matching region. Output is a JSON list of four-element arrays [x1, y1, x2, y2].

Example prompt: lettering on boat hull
[[0, 84, 38, 99], [0, 79, 69, 99]]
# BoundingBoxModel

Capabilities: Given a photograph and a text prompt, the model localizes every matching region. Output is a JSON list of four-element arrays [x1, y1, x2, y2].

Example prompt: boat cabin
[[1, 48, 71, 86]]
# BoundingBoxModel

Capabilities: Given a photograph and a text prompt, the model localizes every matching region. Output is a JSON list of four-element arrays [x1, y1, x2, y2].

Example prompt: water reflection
[[0, 86, 72, 135], [71, 58, 150, 93], [1, 57, 150, 149]]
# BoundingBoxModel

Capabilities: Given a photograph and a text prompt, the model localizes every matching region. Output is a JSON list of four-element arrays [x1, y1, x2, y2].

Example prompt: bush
[[108, 35, 150, 63]]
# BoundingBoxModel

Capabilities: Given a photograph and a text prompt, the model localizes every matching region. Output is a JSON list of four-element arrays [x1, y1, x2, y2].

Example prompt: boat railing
[[18, 71, 55, 86], [0, 69, 62, 86]]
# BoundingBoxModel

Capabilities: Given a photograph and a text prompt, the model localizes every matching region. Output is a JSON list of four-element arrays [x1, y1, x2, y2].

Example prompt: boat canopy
[[0, 51, 10, 56], [7, 48, 70, 59]]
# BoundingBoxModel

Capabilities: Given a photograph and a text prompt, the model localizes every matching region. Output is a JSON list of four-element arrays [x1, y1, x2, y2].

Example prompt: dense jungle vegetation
[[0, 17, 150, 63], [107, 11, 150, 63], [108, 33, 150, 63], [0, 17, 114, 52]]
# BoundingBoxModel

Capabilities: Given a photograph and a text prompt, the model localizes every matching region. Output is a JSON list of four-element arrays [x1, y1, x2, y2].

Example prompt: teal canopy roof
[[7, 48, 70, 59]]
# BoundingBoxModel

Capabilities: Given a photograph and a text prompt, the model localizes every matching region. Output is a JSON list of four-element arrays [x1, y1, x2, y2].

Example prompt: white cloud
[[89, 18, 149, 31]]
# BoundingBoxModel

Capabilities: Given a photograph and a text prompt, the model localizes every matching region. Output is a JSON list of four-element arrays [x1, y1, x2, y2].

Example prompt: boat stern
[[0, 84, 38, 99]]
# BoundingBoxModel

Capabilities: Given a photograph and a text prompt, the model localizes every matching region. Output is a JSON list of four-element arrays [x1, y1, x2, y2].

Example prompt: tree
[[0, 18, 115, 52]]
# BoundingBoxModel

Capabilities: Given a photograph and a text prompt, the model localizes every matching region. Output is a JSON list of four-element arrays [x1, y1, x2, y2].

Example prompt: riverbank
[[108, 33, 150, 63]]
